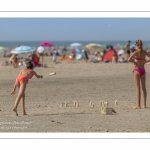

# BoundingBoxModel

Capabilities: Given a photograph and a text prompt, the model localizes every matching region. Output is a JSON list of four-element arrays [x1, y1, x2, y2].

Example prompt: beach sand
[[0, 55, 150, 132]]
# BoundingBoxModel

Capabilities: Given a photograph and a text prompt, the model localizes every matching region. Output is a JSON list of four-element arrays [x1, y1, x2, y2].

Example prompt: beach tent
[[103, 49, 116, 62]]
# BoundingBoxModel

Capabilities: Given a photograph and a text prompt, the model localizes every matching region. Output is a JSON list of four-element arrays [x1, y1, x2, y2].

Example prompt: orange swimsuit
[[16, 69, 34, 84]]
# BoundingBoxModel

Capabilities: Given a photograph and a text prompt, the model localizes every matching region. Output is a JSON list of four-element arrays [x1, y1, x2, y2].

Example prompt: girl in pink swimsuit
[[128, 39, 150, 109], [11, 61, 43, 116]]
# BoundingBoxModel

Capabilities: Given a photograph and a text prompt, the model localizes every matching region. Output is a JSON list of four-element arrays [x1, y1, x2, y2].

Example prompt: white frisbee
[[49, 72, 56, 76]]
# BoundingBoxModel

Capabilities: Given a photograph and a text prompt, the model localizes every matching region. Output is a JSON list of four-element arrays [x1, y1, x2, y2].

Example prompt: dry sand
[[0, 55, 150, 132]]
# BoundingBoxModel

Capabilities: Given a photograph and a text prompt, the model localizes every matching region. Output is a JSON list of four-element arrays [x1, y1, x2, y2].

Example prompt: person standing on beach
[[52, 47, 57, 64], [62, 46, 67, 58], [82, 48, 89, 63], [37, 45, 44, 66], [10, 61, 43, 116], [128, 39, 150, 109], [126, 40, 131, 61]]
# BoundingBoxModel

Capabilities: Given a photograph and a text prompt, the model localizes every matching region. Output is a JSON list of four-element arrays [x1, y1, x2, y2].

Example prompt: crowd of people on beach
[[1, 40, 150, 69]]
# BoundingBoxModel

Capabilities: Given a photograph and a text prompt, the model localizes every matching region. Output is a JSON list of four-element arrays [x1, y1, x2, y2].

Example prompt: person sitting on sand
[[31, 51, 40, 67], [9, 54, 18, 68], [118, 54, 127, 63], [10, 61, 43, 116], [112, 49, 118, 63], [128, 39, 150, 109], [90, 52, 102, 63]]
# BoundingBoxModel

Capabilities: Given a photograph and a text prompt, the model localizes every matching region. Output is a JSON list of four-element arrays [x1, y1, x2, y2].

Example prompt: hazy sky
[[0, 18, 150, 41]]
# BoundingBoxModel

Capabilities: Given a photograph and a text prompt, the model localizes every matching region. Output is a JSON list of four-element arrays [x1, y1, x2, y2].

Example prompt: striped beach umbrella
[[11, 45, 35, 54]]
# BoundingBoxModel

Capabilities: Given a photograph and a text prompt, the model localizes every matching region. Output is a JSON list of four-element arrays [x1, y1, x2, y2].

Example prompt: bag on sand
[[101, 107, 116, 115]]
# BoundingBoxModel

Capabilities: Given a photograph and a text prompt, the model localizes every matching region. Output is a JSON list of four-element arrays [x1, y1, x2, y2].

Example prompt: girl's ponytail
[[136, 39, 143, 56]]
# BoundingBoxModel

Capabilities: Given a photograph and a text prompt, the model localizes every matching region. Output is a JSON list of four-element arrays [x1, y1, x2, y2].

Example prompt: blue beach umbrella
[[11, 45, 35, 54], [70, 42, 82, 47]]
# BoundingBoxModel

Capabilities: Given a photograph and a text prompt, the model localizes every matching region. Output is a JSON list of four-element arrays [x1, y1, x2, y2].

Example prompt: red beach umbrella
[[40, 41, 53, 47]]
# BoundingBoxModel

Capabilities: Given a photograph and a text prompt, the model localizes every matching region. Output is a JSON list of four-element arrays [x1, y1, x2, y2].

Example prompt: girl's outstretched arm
[[33, 71, 43, 78]]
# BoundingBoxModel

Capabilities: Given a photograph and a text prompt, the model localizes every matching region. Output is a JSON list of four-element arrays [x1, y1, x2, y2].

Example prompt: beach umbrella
[[85, 43, 105, 52], [118, 49, 125, 55], [0, 46, 4, 51], [70, 42, 82, 47], [40, 41, 53, 47], [11, 45, 35, 54]]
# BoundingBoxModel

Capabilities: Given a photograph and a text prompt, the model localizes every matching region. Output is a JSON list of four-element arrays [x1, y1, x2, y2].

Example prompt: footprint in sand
[[56, 122, 63, 124]]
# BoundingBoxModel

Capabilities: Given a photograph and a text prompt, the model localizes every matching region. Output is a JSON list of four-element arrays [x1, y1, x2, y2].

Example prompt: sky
[[0, 18, 150, 41]]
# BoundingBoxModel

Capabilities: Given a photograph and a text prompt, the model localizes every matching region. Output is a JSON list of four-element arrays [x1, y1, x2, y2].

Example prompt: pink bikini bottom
[[133, 68, 146, 76]]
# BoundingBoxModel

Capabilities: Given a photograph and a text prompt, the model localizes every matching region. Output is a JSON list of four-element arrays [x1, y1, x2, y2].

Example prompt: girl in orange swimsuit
[[11, 61, 43, 116], [15, 68, 35, 84], [128, 39, 150, 109]]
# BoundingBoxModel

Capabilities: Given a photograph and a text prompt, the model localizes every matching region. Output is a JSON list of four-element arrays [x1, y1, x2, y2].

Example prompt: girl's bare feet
[[22, 110, 27, 115], [133, 105, 141, 109], [143, 106, 146, 108], [13, 108, 18, 116], [23, 113, 27, 116]]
